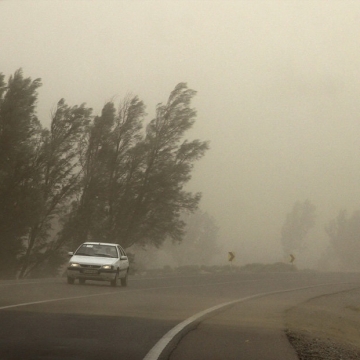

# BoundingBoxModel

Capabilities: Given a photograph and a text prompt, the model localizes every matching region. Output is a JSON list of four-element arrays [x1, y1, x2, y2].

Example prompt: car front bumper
[[67, 268, 117, 281]]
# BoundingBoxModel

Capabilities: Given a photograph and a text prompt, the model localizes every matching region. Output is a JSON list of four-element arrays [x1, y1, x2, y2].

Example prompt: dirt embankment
[[285, 287, 360, 360]]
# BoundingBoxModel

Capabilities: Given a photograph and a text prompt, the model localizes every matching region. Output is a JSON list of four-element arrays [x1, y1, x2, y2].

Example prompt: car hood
[[70, 255, 117, 266]]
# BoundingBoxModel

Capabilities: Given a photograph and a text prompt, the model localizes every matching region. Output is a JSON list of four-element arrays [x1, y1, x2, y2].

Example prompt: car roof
[[82, 242, 120, 246]]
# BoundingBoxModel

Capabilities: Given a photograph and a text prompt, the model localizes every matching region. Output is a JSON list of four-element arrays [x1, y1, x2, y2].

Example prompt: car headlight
[[70, 263, 81, 268], [101, 265, 113, 270]]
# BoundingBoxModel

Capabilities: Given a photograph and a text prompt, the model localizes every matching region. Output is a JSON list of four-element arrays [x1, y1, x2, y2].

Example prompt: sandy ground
[[285, 287, 360, 359]]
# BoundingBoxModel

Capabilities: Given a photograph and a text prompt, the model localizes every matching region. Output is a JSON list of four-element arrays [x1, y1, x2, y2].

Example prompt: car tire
[[110, 272, 119, 287], [67, 277, 75, 285], [79, 278, 86, 285], [121, 272, 128, 287]]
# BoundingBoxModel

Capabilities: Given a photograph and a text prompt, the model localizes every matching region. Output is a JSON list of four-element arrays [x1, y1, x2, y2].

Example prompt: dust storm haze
[[2, 0, 360, 270]]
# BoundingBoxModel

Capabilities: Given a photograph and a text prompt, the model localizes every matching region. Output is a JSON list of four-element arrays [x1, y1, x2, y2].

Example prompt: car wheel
[[67, 277, 75, 285], [110, 272, 119, 287], [79, 278, 86, 285], [121, 272, 128, 287]]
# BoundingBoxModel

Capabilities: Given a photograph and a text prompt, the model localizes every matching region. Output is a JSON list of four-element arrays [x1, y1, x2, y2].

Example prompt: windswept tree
[[106, 96, 146, 236], [0, 69, 42, 278], [64, 101, 116, 247], [68, 96, 146, 247], [119, 83, 209, 248], [281, 200, 316, 257], [325, 209, 360, 270], [0, 72, 209, 278], [70, 83, 208, 250], [18, 99, 92, 278]]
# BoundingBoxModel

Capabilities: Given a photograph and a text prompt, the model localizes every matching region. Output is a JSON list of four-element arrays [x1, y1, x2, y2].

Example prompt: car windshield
[[75, 244, 118, 258]]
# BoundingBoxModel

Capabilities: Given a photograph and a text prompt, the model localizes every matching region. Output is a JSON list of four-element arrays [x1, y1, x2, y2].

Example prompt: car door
[[117, 245, 129, 275]]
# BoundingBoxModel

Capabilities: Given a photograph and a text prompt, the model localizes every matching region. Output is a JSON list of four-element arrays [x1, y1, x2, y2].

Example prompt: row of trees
[[0, 69, 209, 279], [281, 200, 316, 257], [131, 210, 220, 271], [163, 210, 220, 266], [281, 199, 360, 270], [324, 209, 360, 270]]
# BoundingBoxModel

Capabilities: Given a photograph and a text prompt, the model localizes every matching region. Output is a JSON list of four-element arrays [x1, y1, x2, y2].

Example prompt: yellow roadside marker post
[[228, 252, 235, 269], [290, 254, 295, 264]]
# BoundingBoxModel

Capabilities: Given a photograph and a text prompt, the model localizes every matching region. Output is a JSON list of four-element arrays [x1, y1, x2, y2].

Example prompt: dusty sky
[[2, 0, 360, 267]]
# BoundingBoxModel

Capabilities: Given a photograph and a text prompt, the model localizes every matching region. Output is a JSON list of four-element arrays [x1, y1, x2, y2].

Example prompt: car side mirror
[[120, 256, 128, 261], [68, 252, 74, 256]]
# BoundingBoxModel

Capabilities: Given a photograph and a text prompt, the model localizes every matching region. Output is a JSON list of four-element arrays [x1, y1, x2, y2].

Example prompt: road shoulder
[[285, 287, 360, 360], [169, 294, 299, 360]]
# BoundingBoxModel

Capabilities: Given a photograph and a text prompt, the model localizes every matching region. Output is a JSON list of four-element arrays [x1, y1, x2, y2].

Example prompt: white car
[[67, 242, 129, 287]]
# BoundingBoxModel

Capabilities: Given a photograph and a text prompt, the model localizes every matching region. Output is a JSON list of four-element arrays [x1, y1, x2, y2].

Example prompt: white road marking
[[143, 283, 357, 360], [0, 279, 57, 287], [0, 273, 247, 286], [0, 291, 121, 310], [0, 278, 258, 311]]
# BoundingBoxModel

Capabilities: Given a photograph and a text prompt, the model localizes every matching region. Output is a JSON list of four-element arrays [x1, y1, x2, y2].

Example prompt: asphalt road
[[0, 271, 359, 360]]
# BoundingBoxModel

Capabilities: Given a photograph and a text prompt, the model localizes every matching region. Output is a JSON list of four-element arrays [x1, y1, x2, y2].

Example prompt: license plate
[[84, 269, 98, 274]]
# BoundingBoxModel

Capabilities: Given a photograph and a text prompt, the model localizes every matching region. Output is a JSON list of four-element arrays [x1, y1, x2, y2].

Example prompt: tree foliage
[[18, 99, 92, 278], [325, 209, 360, 270], [69, 83, 208, 250], [120, 83, 209, 248], [281, 200, 316, 256], [0, 69, 42, 278], [0, 69, 208, 279]]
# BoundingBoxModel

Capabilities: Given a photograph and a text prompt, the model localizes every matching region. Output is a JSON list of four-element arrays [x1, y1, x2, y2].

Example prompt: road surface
[[0, 271, 359, 359]]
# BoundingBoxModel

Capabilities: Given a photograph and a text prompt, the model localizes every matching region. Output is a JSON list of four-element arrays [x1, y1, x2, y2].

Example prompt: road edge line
[[142, 283, 355, 360]]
